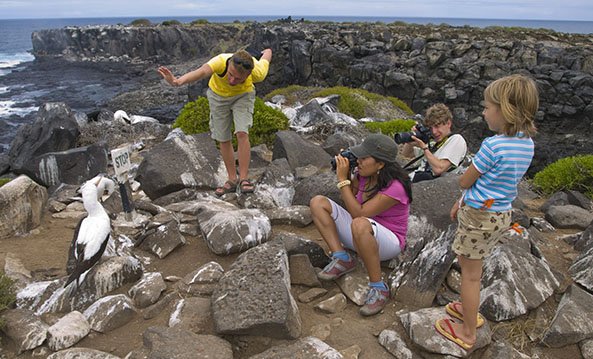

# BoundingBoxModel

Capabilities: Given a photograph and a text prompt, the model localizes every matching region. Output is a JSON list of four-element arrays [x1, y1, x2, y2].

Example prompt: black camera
[[394, 123, 432, 144], [330, 150, 358, 171]]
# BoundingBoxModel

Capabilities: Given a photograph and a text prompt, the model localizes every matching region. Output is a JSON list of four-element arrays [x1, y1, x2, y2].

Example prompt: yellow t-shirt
[[206, 54, 270, 97]]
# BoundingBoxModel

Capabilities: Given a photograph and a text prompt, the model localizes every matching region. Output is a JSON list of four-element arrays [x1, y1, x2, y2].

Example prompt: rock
[[335, 264, 373, 306], [399, 307, 491, 356], [135, 132, 226, 200], [378, 329, 420, 359], [292, 172, 341, 207], [169, 297, 214, 334], [143, 292, 177, 320], [310, 323, 332, 341], [541, 284, 593, 347], [272, 130, 332, 171], [198, 207, 271, 256], [0, 308, 48, 353], [481, 232, 560, 321], [47, 311, 90, 351], [530, 217, 556, 232], [136, 326, 233, 359], [3, 252, 32, 291], [298, 288, 328, 303], [176, 261, 224, 296], [83, 294, 137, 333], [274, 231, 330, 269], [0, 175, 48, 239], [264, 205, 312, 227], [581, 338, 593, 359], [8, 102, 80, 172], [410, 175, 463, 231], [211, 241, 301, 339], [136, 221, 186, 259], [569, 241, 593, 292], [289, 254, 322, 287], [566, 190, 593, 210], [545, 205, 593, 230], [17, 142, 109, 187], [540, 191, 569, 212], [47, 348, 121, 359], [249, 336, 343, 359], [314, 293, 347, 314]]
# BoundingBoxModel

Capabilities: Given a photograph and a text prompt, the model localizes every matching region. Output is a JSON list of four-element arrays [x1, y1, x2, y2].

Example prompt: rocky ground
[[0, 187, 586, 359]]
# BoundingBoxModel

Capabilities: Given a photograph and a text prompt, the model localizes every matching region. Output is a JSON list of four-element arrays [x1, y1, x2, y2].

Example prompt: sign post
[[111, 145, 135, 221]]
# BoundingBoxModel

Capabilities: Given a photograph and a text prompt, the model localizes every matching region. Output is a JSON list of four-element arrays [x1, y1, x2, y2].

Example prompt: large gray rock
[[130, 326, 233, 359], [0, 175, 47, 239], [198, 207, 271, 256], [242, 158, 296, 209], [135, 132, 226, 200], [480, 231, 560, 321], [272, 130, 332, 171], [0, 308, 48, 353], [273, 231, 330, 269], [541, 284, 593, 348], [82, 294, 137, 333], [128, 272, 167, 308], [570, 240, 593, 292], [378, 329, 421, 359], [411, 175, 463, 231], [391, 224, 457, 307], [176, 261, 224, 296], [211, 241, 301, 339], [264, 205, 312, 227], [249, 336, 342, 359], [17, 256, 143, 314], [47, 311, 90, 351], [292, 171, 341, 206], [136, 220, 186, 259], [168, 297, 214, 334], [545, 204, 593, 230], [399, 307, 491, 356], [16, 142, 109, 187], [47, 348, 121, 359], [9, 102, 80, 171]]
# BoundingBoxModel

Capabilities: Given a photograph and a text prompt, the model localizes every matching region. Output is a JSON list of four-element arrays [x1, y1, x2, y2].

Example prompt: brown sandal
[[239, 179, 255, 194], [215, 180, 237, 196]]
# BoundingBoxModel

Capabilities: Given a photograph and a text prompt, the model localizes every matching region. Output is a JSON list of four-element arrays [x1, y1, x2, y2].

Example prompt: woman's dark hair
[[364, 159, 413, 203]]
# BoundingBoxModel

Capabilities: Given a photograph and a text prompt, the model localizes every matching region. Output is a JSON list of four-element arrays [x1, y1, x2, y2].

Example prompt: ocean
[[0, 15, 592, 152]]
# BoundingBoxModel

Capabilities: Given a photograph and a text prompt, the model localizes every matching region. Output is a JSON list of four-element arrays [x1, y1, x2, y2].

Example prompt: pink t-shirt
[[356, 176, 410, 249]]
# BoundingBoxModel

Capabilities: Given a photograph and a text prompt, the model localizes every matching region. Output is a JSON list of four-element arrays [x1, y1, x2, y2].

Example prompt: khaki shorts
[[207, 89, 255, 142], [452, 205, 511, 260]]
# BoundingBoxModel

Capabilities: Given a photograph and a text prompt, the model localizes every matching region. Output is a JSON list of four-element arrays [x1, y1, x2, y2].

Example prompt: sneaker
[[360, 287, 390, 316], [317, 255, 357, 281]]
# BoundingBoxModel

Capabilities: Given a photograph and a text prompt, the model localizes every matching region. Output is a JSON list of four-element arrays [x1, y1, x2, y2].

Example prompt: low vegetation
[[363, 119, 416, 137], [129, 18, 152, 27], [264, 85, 414, 120], [0, 178, 10, 188], [533, 154, 593, 198], [173, 97, 289, 148], [0, 273, 16, 329], [161, 20, 182, 26]]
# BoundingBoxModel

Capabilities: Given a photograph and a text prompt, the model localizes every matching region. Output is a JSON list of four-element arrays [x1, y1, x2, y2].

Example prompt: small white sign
[[111, 146, 131, 177]]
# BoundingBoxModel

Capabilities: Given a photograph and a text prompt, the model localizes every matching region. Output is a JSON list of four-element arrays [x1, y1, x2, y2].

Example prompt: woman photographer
[[310, 134, 412, 316]]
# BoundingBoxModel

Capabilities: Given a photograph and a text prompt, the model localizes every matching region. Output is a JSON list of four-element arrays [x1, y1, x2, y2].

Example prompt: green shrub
[[173, 97, 289, 148], [129, 18, 152, 27], [0, 273, 16, 328], [311, 86, 414, 119], [161, 20, 182, 26], [364, 119, 416, 137], [0, 178, 10, 188], [533, 155, 593, 198], [190, 19, 210, 26]]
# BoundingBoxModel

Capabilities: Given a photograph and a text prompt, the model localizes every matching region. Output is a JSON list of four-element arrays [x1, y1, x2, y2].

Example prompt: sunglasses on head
[[232, 57, 253, 70]]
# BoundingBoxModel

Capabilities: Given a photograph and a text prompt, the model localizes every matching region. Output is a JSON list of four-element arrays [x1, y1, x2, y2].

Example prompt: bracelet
[[422, 146, 429, 151], [337, 180, 351, 189]]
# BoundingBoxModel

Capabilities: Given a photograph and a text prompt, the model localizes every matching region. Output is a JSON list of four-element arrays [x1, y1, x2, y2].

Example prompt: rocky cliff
[[31, 21, 593, 172]]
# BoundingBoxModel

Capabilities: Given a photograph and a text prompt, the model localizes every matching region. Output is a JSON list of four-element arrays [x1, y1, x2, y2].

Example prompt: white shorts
[[328, 198, 402, 261]]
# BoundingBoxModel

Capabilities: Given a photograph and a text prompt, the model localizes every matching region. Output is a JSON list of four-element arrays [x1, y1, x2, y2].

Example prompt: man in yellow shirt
[[158, 48, 273, 195]]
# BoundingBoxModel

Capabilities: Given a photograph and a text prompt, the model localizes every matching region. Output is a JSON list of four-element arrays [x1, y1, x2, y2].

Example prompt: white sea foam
[[0, 100, 38, 117]]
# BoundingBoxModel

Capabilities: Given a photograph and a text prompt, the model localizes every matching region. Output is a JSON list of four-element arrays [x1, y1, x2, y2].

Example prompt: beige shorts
[[452, 205, 511, 260], [207, 89, 255, 142]]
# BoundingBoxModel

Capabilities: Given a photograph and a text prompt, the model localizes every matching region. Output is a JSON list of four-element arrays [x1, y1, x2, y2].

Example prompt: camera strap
[[403, 134, 451, 170]]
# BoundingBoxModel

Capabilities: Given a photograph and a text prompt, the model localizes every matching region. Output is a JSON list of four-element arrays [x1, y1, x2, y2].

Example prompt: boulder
[[47, 311, 90, 351], [0, 175, 48, 239], [169, 297, 214, 334], [83, 294, 138, 333], [249, 336, 343, 359], [128, 272, 167, 308], [272, 130, 332, 171], [47, 348, 121, 359], [0, 308, 48, 353], [176, 261, 224, 296], [545, 204, 593, 230]]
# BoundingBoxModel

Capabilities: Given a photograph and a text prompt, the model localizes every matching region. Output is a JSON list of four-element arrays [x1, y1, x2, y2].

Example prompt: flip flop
[[435, 318, 474, 351], [215, 180, 237, 197], [445, 302, 485, 328]]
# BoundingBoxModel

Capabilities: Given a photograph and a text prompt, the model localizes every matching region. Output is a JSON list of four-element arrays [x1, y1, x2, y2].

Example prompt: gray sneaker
[[360, 287, 390, 316], [317, 256, 357, 281]]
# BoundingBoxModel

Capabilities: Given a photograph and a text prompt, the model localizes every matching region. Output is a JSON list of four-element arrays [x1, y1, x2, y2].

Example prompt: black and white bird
[[64, 176, 112, 291]]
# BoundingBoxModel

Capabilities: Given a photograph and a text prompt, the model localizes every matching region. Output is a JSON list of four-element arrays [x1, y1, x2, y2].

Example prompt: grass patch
[[0, 273, 16, 328], [0, 178, 10, 188], [492, 319, 538, 351], [533, 155, 593, 199], [364, 119, 416, 137]]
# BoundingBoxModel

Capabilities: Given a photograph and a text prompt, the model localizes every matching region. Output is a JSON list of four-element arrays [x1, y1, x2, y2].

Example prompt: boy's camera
[[330, 150, 358, 171], [394, 123, 432, 144]]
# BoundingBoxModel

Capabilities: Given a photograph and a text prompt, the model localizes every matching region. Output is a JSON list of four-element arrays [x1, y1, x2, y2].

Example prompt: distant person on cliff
[[310, 134, 412, 316], [435, 74, 537, 350], [158, 48, 273, 195], [400, 103, 467, 183]]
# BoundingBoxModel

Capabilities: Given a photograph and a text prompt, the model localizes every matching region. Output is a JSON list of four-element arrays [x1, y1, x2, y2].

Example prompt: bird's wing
[[76, 216, 111, 261]]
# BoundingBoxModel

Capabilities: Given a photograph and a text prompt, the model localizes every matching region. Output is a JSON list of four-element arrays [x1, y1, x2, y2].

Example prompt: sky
[[1, 0, 592, 21]]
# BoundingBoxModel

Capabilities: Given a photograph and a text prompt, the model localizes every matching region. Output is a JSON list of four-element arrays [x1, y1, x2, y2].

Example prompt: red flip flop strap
[[443, 319, 458, 339]]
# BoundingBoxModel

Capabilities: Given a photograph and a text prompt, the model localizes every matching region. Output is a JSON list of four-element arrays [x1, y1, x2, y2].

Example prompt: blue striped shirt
[[464, 134, 534, 212]]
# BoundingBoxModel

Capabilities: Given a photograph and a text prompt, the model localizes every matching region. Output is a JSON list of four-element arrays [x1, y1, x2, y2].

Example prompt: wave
[[0, 52, 35, 73], [0, 100, 38, 117]]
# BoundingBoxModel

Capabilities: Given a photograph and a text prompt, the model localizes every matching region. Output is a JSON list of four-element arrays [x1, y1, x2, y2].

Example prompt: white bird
[[114, 110, 159, 125], [64, 176, 112, 291]]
